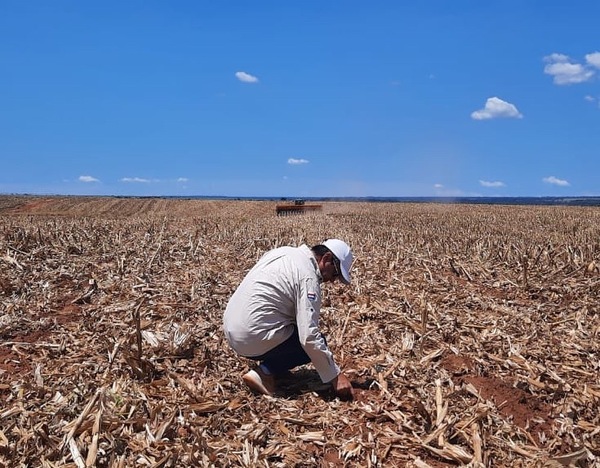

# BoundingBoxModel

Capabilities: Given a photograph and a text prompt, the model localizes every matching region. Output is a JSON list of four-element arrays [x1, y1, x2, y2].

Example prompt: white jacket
[[223, 245, 340, 383]]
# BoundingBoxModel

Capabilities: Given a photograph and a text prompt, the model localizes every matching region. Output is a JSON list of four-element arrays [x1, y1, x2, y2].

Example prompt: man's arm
[[295, 279, 341, 383]]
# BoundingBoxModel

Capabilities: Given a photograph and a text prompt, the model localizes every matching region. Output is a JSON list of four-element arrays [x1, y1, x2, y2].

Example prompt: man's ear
[[318, 252, 330, 268]]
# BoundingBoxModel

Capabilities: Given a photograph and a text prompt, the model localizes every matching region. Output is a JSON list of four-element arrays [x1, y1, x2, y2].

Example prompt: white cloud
[[433, 183, 444, 189], [583, 95, 600, 108], [79, 175, 99, 183], [471, 97, 523, 120], [543, 53, 596, 85], [121, 177, 151, 183], [479, 180, 505, 188], [177, 177, 189, 183], [585, 51, 600, 69], [235, 71, 259, 83], [543, 176, 570, 187], [288, 158, 309, 165]]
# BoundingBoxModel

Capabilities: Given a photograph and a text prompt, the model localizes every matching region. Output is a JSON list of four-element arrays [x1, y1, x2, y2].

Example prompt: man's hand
[[331, 373, 354, 400]]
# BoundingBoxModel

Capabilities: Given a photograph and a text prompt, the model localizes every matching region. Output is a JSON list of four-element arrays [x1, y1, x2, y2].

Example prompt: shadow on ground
[[274, 368, 375, 402]]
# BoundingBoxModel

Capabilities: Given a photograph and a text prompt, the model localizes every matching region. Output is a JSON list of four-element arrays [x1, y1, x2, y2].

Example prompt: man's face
[[320, 252, 341, 283]]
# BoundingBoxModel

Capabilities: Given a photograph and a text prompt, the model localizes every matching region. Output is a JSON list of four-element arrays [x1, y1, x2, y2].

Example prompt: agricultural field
[[0, 195, 598, 467]]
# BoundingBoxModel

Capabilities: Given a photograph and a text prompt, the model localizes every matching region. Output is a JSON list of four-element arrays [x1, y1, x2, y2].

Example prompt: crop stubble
[[0, 196, 598, 467]]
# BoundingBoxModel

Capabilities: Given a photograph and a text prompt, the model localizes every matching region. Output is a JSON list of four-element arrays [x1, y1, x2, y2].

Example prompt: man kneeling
[[223, 239, 355, 400]]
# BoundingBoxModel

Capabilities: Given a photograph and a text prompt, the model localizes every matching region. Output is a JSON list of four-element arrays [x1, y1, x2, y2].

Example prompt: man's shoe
[[242, 368, 276, 395]]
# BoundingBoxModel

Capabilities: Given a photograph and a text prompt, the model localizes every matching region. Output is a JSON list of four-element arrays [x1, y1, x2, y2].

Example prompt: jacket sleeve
[[295, 277, 341, 383]]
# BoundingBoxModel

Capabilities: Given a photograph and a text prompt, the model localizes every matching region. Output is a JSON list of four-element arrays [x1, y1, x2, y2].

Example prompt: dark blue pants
[[251, 326, 311, 374]]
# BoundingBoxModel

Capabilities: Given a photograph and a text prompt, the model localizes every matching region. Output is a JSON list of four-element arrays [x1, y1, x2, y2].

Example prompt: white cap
[[322, 239, 353, 285]]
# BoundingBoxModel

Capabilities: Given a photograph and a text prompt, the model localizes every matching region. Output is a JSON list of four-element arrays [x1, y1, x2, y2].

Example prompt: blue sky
[[1, 1, 599, 198]]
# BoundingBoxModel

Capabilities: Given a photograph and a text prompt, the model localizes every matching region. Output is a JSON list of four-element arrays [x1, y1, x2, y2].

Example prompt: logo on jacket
[[307, 292, 317, 301]]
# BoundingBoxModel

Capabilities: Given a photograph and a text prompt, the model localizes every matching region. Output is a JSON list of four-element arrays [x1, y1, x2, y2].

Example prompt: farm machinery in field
[[275, 199, 323, 216]]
